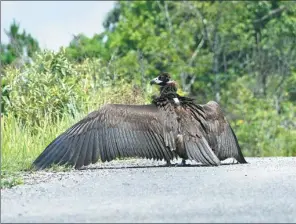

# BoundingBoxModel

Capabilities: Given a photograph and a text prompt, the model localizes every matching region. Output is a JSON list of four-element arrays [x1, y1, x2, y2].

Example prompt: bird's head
[[150, 72, 176, 87]]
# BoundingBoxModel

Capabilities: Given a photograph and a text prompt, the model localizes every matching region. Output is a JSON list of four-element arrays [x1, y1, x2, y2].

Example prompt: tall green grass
[[1, 112, 84, 172]]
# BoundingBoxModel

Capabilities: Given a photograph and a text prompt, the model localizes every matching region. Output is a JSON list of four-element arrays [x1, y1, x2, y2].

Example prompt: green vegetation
[[1, 171, 23, 189], [1, 1, 296, 183], [1, 50, 150, 173], [0, 19, 39, 66]]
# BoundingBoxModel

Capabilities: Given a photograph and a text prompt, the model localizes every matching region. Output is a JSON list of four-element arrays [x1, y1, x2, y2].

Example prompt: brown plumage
[[32, 72, 247, 170]]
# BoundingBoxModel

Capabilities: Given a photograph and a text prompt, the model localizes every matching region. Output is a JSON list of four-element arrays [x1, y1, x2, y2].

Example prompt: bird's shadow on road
[[79, 162, 242, 171]]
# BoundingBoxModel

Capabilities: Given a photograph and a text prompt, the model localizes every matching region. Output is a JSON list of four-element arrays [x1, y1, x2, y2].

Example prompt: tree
[[0, 20, 40, 66], [65, 33, 110, 62]]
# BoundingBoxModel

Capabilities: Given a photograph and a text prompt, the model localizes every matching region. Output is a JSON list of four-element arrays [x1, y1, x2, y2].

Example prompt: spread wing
[[32, 104, 177, 170], [196, 101, 247, 163], [173, 105, 221, 166]]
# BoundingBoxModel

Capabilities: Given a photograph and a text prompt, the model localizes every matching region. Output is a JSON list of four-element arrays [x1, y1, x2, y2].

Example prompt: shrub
[[1, 50, 150, 172], [221, 76, 296, 156], [2, 50, 149, 130]]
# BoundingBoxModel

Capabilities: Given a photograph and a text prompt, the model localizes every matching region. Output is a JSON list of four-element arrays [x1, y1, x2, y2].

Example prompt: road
[[1, 157, 296, 223]]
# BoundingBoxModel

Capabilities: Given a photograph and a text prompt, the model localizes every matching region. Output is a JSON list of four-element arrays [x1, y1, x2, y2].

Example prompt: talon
[[181, 159, 186, 166], [165, 160, 172, 166]]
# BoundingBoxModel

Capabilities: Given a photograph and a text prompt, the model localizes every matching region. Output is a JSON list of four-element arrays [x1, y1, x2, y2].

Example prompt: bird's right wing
[[32, 104, 176, 170]]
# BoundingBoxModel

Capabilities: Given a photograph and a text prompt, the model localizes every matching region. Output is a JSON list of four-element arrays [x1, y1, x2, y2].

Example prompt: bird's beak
[[150, 77, 162, 85]]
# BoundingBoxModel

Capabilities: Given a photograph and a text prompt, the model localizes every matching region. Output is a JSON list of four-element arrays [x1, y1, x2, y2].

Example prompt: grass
[[1, 113, 84, 189], [1, 171, 24, 189], [1, 113, 83, 174]]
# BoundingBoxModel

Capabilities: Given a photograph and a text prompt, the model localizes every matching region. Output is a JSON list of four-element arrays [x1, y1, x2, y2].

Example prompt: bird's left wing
[[196, 101, 247, 163]]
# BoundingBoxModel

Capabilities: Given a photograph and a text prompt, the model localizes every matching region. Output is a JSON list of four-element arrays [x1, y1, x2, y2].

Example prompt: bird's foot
[[163, 161, 173, 167], [174, 159, 191, 167], [232, 158, 239, 164]]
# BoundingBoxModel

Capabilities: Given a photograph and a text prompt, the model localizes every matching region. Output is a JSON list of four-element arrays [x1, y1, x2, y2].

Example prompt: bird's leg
[[180, 159, 190, 166], [174, 159, 188, 167], [165, 160, 172, 166]]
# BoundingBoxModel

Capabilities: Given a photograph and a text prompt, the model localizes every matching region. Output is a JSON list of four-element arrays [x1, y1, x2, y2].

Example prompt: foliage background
[[1, 1, 296, 173]]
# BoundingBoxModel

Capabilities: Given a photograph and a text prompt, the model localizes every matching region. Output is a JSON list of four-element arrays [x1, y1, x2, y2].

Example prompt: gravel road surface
[[1, 157, 296, 223]]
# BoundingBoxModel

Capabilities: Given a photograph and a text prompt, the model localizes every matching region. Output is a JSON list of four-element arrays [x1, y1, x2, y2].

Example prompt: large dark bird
[[32, 72, 247, 170]]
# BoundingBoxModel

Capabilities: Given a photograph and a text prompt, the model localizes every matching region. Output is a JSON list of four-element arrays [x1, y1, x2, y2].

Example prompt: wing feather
[[34, 134, 64, 167], [76, 133, 90, 168], [199, 101, 247, 163], [32, 104, 174, 170], [146, 130, 161, 160], [99, 125, 107, 162], [58, 135, 79, 166], [70, 132, 86, 167], [125, 128, 137, 157], [112, 128, 121, 158], [35, 135, 68, 169], [143, 130, 157, 159], [136, 131, 150, 159], [175, 106, 220, 166], [117, 128, 129, 157], [92, 130, 100, 162], [106, 128, 116, 160], [84, 130, 95, 166], [199, 137, 221, 165], [185, 137, 220, 166]]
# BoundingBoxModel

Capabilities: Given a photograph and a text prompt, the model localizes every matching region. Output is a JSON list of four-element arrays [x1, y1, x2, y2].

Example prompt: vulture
[[32, 72, 247, 170]]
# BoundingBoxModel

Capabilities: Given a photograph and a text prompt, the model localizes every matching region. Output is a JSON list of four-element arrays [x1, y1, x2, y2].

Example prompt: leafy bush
[[3, 50, 80, 127], [1, 50, 150, 172], [2, 50, 149, 129], [221, 76, 296, 157]]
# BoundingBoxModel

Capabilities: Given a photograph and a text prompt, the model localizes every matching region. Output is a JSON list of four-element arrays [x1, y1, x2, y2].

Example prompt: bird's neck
[[152, 82, 195, 106], [159, 83, 178, 98], [152, 83, 180, 106]]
